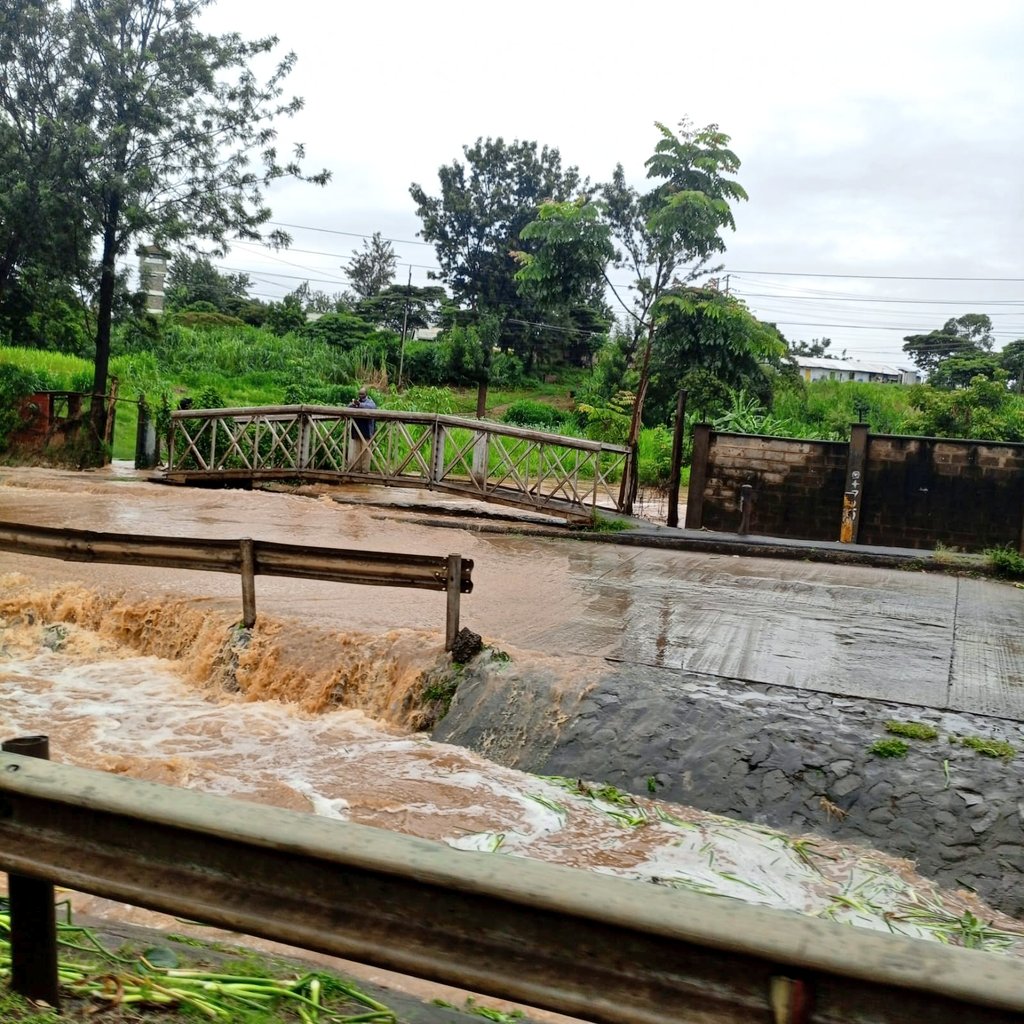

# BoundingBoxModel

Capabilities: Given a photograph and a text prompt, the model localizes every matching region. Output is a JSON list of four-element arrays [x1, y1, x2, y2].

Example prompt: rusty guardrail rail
[[1, 748, 1023, 1023], [165, 404, 630, 523], [0, 521, 472, 649]]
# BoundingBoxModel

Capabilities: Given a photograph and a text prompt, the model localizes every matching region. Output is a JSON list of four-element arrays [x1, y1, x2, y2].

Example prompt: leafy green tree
[[644, 288, 786, 424], [902, 314, 994, 375], [410, 137, 594, 371], [927, 352, 1001, 391], [998, 339, 1024, 393], [514, 119, 750, 505], [346, 232, 396, 299], [789, 337, 845, 359], [356, 284, 447, 333], [0, 0, 329, 457], [165, 255, 252, 313]]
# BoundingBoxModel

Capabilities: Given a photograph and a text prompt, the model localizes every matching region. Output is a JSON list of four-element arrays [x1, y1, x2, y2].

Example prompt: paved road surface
[[1, 465, 1022, 719]]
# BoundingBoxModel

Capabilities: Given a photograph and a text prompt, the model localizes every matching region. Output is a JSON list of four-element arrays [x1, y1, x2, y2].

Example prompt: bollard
[[1, 736, 60, 1009], [739, 484, 753, 535]]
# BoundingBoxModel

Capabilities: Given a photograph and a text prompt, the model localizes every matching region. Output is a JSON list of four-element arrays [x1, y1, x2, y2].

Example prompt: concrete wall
[[686, 426, 1024, 551], [691, 431, 848, 542], [859, 435, 1024, 551]]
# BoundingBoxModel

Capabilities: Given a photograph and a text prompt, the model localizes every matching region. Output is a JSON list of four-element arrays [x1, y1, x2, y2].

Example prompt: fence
[[1, 745, 1022, 1023], [166, 405, 630, 523], [686, 423, 1024, 552], [0, 522, 473, 649]]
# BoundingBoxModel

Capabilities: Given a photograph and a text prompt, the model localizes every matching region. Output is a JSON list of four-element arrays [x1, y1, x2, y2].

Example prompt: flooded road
[[1, 463, 1023, 964]]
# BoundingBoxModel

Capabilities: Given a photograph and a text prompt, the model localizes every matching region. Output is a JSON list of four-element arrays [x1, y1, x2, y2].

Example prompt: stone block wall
[[858, 435, 1024, 550], [695, 432, 848, 541]]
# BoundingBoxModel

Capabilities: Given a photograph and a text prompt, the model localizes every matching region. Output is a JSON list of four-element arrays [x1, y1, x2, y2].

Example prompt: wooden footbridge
[[162, 405, 631, 522]]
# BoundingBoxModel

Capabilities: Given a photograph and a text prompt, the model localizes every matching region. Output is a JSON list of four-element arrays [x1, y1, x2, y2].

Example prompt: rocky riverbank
[[434, 651, 1024, 916]]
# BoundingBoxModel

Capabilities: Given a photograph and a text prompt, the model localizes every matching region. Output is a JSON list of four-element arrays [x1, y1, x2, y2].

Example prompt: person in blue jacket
[[349, 386, 377, 472]]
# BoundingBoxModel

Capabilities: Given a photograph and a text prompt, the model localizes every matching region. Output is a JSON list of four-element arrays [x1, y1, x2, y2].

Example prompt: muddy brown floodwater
[[1, 462, 1023, 1015]]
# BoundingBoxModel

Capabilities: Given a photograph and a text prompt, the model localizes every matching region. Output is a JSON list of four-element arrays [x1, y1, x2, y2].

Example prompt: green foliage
[[165, 255, 252, 314], [300, 310, 379, 349], [868, 738, 910, 759], [501, 399, 565, 429], [575, 390, 633, 443], [985, 545, 1024, 579], [346, 231, 396, 299], [885, 720, 938, 740], [906, 372, 1024, 441], [636, 425, 673, 487], [170, 309, 247, 330], [0, 362, 46, 449], [903, 314, 994, 374]]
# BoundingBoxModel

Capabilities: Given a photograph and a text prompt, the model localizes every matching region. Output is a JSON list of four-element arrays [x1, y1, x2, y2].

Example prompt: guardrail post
[[445, 554, 461, 651], [239, 538, 256, 628], [1, 735, 59, 1009]]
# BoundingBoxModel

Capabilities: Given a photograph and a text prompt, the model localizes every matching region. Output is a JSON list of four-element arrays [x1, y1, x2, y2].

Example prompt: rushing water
[[1, 465, 1022, 966]]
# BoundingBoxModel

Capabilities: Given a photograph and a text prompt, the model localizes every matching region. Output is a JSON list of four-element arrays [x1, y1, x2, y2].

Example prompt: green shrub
[[502, 400, 564, 429], [0, 363, 46, 450], [985, 545, 1024, 579]]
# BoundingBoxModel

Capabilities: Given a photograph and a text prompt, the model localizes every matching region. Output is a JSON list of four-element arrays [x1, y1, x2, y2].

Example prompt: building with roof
[[793, 356, 921, 385]]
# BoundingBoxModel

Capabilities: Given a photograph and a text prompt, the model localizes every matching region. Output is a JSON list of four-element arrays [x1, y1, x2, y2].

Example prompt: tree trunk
[[89, 195, 120, 462], [475, 379, 488, 418], [618, 320, 657, 514]]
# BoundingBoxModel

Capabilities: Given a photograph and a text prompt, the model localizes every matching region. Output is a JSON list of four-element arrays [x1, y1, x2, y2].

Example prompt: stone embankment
[[434, 653, 1024, 915]]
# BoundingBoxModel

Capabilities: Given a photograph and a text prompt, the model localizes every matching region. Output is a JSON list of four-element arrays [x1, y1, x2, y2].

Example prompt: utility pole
[[397, 264, 412, 389], [724, 274, 730, 296]]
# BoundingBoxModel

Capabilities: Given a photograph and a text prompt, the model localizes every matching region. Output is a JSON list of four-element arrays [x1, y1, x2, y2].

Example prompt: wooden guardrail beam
[[0, 522, 472, 646], [1, 752, 1022, 1024]]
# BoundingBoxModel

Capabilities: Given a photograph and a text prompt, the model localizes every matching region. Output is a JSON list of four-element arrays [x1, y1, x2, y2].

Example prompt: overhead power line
[[727, 269, 1024, 282]]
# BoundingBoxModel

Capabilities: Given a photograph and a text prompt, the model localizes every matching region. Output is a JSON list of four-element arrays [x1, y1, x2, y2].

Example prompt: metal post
[[445, 554, 461, 651], [1, 735, 59, 1009], [239, 538, 256, 628], [667, 389, 688, 528]]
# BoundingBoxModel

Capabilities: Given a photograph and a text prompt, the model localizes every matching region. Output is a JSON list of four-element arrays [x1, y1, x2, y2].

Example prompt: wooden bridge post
[[471, 430, 489, 486], [445, 554, 461, 651], [1, 735, 60, 1010], [298, 411, 311, 470], [431, 423, 446, 488]]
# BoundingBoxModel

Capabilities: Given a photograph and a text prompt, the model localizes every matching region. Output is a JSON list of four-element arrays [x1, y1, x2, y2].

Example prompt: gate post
[[685, 423, 712, 530], [1, 735, 60, 1009], [840, 424, 868, 544]]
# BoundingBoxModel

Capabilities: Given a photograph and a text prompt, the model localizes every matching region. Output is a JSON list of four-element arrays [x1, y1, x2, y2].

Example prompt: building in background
[[793, 356, 920, 385]]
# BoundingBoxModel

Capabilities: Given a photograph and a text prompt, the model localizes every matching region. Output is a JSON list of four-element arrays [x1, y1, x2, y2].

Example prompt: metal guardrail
[[166, 405, 630, 522], [1, 750, 1022, 1023], [0, 521, 473, 649]]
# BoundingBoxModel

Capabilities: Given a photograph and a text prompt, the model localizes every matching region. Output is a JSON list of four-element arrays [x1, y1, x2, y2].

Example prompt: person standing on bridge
[[349, 386, 377, 473]]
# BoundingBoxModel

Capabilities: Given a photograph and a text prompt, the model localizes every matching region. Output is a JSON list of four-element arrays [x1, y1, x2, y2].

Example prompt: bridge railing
[[168, 405, 630, 520]]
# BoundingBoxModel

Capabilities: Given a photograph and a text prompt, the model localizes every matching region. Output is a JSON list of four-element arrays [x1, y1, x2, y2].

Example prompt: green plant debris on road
[[884, 720, 939, 741], [0, 906, 397, 1023], [868, 738, 910, 758]]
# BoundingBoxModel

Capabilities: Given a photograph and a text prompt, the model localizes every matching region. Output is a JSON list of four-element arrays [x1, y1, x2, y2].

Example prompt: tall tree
[[515, 120, 749, 504], [902, 314, 994, 375], [346, 231, 396, 299], [0, 0, 328, 456], [165, 255, 252, 313], [410, 137, 593, 369]]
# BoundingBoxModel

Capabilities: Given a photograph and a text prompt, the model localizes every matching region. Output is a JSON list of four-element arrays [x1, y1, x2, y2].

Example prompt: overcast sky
[[192, 0, 1023, 366]]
